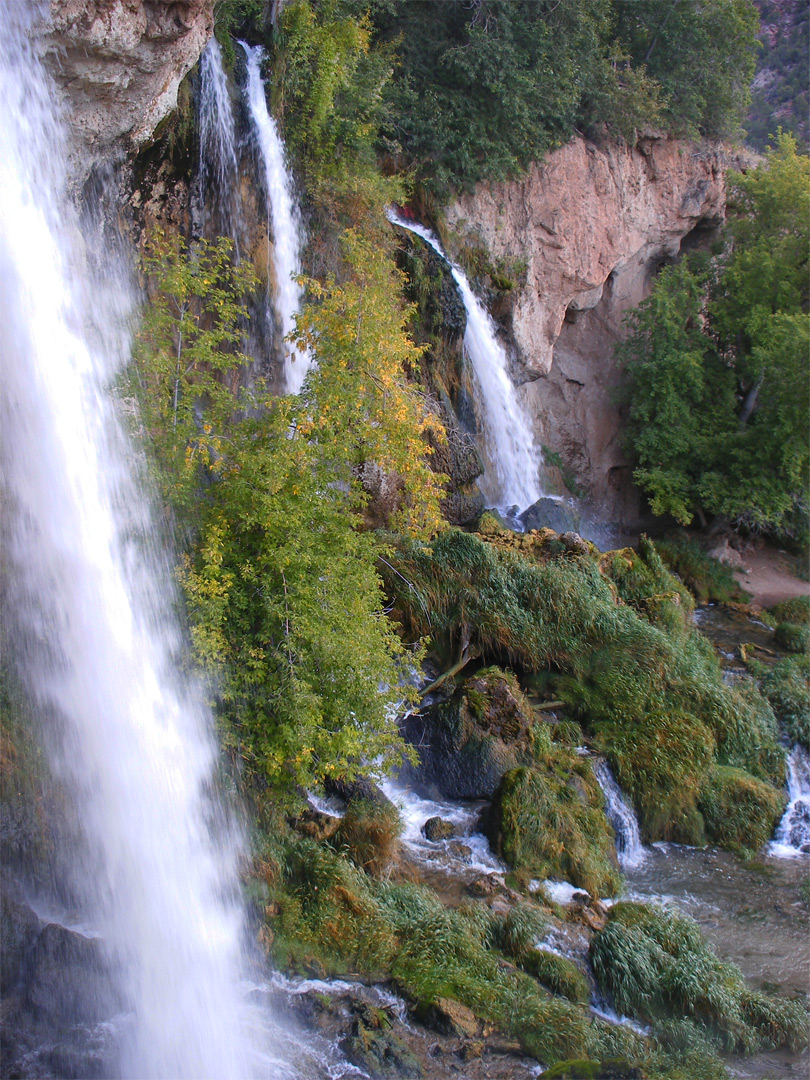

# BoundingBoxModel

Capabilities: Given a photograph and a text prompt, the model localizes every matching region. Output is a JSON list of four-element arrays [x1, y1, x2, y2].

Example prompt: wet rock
[[459, 1039, 484, 1061], [27, 921, 121, 1024], [0, 887, 40, 992], [520, 497, 580, 535], [342, 1003, 423, 1079], [325, 777, 396, 812], [422, 997, 479, 1039], [447, 841, 473, 859], [467, 873, 505, 898], [423, 817, 455, 841], [401, 669, 532, 800]]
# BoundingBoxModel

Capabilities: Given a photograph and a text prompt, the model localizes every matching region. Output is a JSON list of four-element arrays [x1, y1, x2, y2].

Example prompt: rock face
[[38, 0, 213, 166], [446, 135, 730, 529]]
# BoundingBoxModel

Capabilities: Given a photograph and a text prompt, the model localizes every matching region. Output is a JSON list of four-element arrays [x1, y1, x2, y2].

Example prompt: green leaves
[[620, 135, 810, 537]]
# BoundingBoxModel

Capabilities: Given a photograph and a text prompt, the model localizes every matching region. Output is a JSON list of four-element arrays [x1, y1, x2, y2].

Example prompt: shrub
[[698, 766, 787, 857], [655, 533, 749, 604], [334, 798, 402, 876], [770, 595, 810, 625], [590, 902, 809, 1055], [761, 656, 810, 750], [775, 622, 810, 654]]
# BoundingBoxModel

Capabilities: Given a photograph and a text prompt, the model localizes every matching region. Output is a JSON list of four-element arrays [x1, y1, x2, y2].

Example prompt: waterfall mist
[[0, 11, 278, 1077]]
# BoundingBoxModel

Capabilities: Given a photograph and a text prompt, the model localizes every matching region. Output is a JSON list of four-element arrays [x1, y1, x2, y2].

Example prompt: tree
[[620, 134, 810, 538]]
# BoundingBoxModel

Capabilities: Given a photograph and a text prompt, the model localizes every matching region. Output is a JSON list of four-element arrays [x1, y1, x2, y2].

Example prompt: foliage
[[746, 0, 810, 153], [383, 529, 786, 847], [132, 230, 443, 791], [698, 765, 786, 857], [769, 595, 810, 626], [775, 622, 810, 655], [368, 0, 757, 194], [334, 797, 402, 876], [655, 533, 749, 604], [760, 656, 810, 751], [488, 763, 622, 897], [590, 902, 809, 1054], [620, 134, 810, 538]]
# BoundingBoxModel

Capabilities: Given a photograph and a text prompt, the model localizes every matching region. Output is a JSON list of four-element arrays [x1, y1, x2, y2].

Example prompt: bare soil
[[732, 545, 810, 609]]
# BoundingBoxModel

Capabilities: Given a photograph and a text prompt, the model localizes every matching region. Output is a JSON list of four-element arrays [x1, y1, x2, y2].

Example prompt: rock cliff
[[38, 0, 213, 168], [446, 135, 730, 530]]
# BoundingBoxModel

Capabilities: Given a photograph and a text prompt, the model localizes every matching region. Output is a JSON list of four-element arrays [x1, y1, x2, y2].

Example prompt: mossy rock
[[600, 536, 694, 631], [343, 1003, 423, 1078], [401, 668, 532, 798], [698, 766, 786, 857], [770, 596, 810, 625], [775, 621, 810, 654], [486, 763, 622, 897]]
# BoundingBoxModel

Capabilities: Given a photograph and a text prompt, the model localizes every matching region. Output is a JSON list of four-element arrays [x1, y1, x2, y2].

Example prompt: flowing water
[[771, 745, 810, 857], [242, 43, 311, 393], [198, 38, 243, 247], [593, 758, 646, 868], [386, 208, 542, 512], [0, 10, 289, 1077]]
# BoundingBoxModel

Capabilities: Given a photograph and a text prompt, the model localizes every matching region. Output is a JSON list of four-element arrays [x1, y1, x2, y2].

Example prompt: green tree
[[132, 227, 444, 791], [621, 134, 810, 537]]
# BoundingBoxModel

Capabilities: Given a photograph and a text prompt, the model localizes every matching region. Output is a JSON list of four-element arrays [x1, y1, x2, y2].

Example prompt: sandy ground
[[733, 545, 810, 609]]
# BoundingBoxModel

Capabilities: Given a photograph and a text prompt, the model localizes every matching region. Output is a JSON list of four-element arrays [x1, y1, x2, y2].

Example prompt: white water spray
[[199, 38, 243, 246], [242, 43, 310, 393], [386, 208, 542, 512], [0, 12, 275, 1078], [770, 744, 810, 857], [593, 759, 645, 868]]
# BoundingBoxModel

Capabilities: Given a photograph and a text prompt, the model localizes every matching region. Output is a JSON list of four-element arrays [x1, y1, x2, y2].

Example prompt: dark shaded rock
[[0, 888, 40, 992], [466, 873, 505, 898], [325, 777, 396, 812], [27, 921, 122, 1024], [422, 817, 455, 841], [400, 669, 532, 800], [342, 1003, 423, 1078], [520, 497, 580, 534]]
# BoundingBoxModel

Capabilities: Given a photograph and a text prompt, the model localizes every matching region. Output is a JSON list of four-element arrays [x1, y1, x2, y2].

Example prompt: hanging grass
[[590, 903, 809, 1055], [698, 765, 787, 857], [760, 655, 810, 750]]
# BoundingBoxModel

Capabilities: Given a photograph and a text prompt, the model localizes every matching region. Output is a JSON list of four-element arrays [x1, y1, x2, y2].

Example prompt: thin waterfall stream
[[0, 10, 289, 1078], [386, 208, 542, 513]]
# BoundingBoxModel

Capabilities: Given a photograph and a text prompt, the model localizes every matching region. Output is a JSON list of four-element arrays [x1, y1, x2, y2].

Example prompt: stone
[[423, 997, 479, 1039], [27, 920, 122, 1024], [447, 841, 473, 859], [520, 497, 580, 535], [466, 873, 505, 898], [289, 808, 341, 842], [0, 887, 40, 993], [447, 135, 731, 530], [325, 777, 397, 812], [422, 816, 455, 841]]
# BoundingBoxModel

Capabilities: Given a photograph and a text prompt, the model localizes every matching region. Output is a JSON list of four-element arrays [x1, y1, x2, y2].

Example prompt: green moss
[[488, 763, 622, 897], [770, 595, 810, 625], [656, 533, 750, 604], [761, 656, 810, 750], [775, 622, 810, 654], [699, 766, 787, 857], [601, 535, 695, 631], [590, 902, 809, 1055]]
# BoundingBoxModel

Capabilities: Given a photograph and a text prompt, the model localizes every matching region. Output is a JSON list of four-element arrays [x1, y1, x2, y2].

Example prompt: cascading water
[[386, 208, 542, 512], [593, 759, 645, 868], [198, 37, 243, 247], [0, 11, 282, 1077], [242, 43, 311, 393], [770, 744, 810, 857]]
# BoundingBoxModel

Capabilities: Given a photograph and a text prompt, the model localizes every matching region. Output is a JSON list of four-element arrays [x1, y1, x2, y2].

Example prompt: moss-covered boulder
[[485, 761, 622, 897], [401, 668, 532, 798], [698, 765, 787, 857], [342, 1003, 423, 1078]]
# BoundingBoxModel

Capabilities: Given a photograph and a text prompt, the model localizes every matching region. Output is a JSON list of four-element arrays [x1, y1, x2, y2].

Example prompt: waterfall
[[770, 744, 810, 857], [593, 759, 646, 868], [198, 38, 243, 246], [386, 208, 542, 513], [242, 43, 311, 393], [0, 10, 273, 1077]]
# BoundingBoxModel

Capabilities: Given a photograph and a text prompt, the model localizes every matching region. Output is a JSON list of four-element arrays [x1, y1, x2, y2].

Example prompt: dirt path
[[733, 546, 810, 609]]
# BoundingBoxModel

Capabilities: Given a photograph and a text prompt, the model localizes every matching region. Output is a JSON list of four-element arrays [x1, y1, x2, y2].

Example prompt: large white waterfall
[[386, 208, 542, 513], [199, 38, 243, 246], [0, 11, 273, 1077], [242, 43, 311, 393]]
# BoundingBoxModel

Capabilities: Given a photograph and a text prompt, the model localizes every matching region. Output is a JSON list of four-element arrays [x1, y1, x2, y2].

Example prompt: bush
[[761, 656, 810, 750], [770, 595, 810, 625], [334, 798, 402, 876], [590, 902, 809, 1054], [699, 766, 787, 857], [487, 763, 622, 897], [775, 622, 810, 654], [655, 533, 749, 604]]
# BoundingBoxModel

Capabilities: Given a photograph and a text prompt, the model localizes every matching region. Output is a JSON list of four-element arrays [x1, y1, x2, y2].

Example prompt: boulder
[[0, 887, 40, 992], [27, 921, 122, 1024], [422, 816, 455, 841], [422, 997, 479, 1039], [520, 497, 580, 535]]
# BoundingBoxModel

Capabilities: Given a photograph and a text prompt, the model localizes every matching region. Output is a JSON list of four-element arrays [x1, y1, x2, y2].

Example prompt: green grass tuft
[[760, 656, 810, 750]]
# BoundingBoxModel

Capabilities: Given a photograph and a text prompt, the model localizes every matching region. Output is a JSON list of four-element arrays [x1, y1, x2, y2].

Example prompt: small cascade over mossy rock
[[381, 526, 787, 853]]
